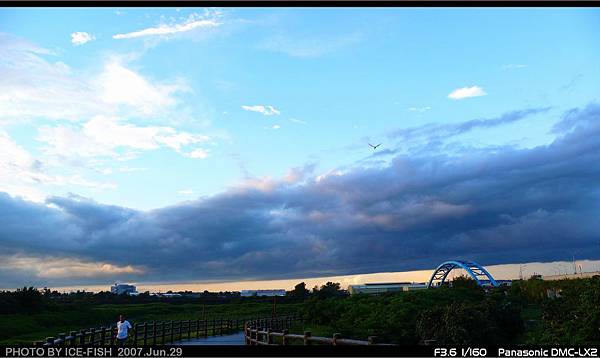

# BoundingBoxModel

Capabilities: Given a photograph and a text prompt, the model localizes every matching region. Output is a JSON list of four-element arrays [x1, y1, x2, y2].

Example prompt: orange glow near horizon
[[43, 259, 600, 293]]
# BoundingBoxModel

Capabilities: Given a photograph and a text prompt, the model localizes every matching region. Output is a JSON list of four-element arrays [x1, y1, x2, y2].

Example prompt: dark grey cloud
[[388, 107, 551, 143], [1, 104, 600, 287]]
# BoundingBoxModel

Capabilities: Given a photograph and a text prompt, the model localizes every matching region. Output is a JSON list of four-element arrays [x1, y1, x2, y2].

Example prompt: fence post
[[142, 323, 148, 345], [170, 321, 174, 343], [187, 320, 191, 340], [131, 324, 137, 345], [69, 331, 77, 346], [152, 321, 157, 345], [196, 319, 200, 338], [97, 327, 104, 346], [79, 329, 86, 345], [333, 333, 341, 345], [267, 328, 273, 345], [109, 326, 115, 346], [204, 319, 208, 337], [282, 329, 288, 345], [303, 331, 311, 345], [102, 326, 110, 346], [90, 328, 96, 346], [58, 333, 66, 346], [161, 322, 166, 344]]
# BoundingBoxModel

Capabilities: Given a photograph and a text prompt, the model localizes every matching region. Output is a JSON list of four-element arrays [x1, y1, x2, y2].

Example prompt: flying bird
[[369, 143, 382, 150]]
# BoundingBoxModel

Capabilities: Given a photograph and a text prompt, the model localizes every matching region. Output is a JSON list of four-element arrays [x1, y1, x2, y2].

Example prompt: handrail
[[243, 315, 395, 346], [36, 314, 297, 346]]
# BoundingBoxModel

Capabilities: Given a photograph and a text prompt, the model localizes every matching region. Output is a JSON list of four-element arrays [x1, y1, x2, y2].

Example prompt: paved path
[[175, 331, 245, 345]]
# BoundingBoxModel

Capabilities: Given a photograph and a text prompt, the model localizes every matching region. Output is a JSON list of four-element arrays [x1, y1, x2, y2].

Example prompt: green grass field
[[0, 301, 300, 344]]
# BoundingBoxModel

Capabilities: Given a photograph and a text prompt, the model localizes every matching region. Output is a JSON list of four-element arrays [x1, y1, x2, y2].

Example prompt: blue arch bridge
[[427, 260, 499, 288]]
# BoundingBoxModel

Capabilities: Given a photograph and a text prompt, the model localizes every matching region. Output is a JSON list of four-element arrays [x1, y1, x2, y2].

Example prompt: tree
[[289, 282, 310, 299], [14, 287, 44, 313], [314, 282, 346, 298], [451, 275, 481, 290], [416, 299, 522, 345]]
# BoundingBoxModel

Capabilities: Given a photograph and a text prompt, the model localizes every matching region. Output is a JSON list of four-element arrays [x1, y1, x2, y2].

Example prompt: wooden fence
[[37, 314, 298, 346], [243, 316, 396, 346]]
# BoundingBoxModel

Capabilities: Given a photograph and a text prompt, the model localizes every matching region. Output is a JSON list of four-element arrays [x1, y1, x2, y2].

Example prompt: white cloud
[[502, 64, 527, 70], [37, 116, 211, 161], [113, 12, 222, 39], [241, 105, 281, 116], [408, 106, 431, 113], [95, 59, 189, 116], [263, 32, 363, 58], [0, 35, 102, 122], [0, 35, 187, 122], [0, 34, 212, 202], [186, 148, 209, 159], [71, 32, 95, 46], [0, 130, 116, 201], [272, 124, 281, 130], [177, 189, 195, 195], [448, 86, 487, 100], [289, 118, 307, 125], [0, 130, 46, 201]]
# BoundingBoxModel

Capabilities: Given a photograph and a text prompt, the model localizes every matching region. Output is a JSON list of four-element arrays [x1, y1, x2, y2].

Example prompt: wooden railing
[[243, 316, 395, 346], [36, 314, 297, 346]]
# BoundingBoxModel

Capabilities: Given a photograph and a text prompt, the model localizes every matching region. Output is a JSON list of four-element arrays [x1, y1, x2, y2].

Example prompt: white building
[[348, 282, 427, 295], [240, 289, 286, 297], [111, 283, 138, 295]]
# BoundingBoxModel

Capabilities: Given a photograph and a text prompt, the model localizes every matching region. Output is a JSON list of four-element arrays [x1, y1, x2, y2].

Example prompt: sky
[[0, 7, 600, 290]]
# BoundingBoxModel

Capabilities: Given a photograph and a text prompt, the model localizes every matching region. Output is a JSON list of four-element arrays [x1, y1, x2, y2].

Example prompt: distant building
[[111, 283, 138, 295], [348, 282, 427, 295], [240, 289, 286, 297]]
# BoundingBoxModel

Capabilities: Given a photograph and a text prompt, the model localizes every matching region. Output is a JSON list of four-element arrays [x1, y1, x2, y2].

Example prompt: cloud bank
[[1, 103, 600, 287]]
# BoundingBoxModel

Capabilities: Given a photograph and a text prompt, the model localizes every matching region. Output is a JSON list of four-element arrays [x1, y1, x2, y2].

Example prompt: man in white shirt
[[116, 314, 133, 346]]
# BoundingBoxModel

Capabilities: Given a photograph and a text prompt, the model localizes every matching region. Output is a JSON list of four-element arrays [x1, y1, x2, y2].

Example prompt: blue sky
[[0, 8, 600, 288]]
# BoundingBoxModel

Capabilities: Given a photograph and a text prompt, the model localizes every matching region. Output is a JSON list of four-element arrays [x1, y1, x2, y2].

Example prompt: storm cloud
[[1, 103, 600, 287]]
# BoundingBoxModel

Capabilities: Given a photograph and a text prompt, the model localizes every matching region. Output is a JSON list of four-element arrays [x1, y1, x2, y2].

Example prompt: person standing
[[116, 314, 133, 346]]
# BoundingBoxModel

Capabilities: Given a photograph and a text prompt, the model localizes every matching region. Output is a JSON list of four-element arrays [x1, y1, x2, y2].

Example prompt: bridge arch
[[427, 260, 498, 288]]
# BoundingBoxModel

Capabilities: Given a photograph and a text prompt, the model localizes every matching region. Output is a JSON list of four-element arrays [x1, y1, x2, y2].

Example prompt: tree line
[[2, 275, 598, 344], [297, 275, 600, 345]]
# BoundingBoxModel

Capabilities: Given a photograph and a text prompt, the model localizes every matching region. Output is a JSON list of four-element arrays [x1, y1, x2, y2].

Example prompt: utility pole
[[272, 295, 277, 318], [519, 264, 527, 280]]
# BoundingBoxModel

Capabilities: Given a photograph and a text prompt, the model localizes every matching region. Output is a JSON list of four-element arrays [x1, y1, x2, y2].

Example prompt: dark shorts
[[117, 337, 128, 346]]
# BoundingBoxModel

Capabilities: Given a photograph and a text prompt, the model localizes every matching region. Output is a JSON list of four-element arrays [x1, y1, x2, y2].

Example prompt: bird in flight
[[369, 143, 382, 150]]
